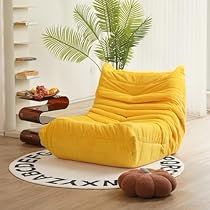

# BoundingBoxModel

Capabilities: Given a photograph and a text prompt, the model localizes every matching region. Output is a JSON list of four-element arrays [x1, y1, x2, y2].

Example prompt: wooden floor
[[1, 117, 210, 210]]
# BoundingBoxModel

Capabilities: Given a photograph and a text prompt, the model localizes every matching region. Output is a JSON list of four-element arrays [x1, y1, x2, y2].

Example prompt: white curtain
[[128, 0, 207, 116]]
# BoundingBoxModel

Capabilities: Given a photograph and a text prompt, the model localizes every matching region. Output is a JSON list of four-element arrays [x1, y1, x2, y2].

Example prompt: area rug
[[9, 150, 184, 189]]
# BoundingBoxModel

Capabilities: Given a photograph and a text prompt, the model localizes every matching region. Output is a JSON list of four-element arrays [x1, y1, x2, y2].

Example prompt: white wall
[[2, 0, 16, 131], [28, 0, 100, 101], [28, 0, 207, 115], [208, 0, 210, 91], [0, 0, 5, 134]]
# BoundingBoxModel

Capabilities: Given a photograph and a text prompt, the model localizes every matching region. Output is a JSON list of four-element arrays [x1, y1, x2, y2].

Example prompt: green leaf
[[116, 0, 152, 69], [42, 26, 93, 63], [95, 37, 115, 63], [119, 17, 152, 69], [128, 17, 152, 47], [73, 4, 101, 42], [93, 0, 120, 33], [119, 0, 144, 32], [93, 0, 121, 69]]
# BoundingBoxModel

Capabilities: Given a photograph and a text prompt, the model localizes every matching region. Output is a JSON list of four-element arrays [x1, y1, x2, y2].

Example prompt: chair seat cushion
[[39, 64, 185, 168]]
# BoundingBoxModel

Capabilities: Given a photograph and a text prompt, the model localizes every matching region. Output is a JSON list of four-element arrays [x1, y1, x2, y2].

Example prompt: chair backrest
[[90, 63, 185, 122]]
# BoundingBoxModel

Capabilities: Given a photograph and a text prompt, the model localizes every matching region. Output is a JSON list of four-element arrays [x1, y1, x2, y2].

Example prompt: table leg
[[20, 129, 42, 146]]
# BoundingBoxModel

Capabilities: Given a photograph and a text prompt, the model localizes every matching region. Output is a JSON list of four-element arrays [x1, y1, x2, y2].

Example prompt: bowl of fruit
[[17, 86, 59, 101]]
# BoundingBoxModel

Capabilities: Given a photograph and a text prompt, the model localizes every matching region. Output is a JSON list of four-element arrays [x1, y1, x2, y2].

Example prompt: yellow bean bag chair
[[39, 63, 185, 168]]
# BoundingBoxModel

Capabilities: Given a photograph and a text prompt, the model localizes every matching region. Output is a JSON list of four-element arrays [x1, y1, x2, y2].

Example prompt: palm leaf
[[119, 0, 144, 32], [95, 37, 116, 63], [73, 4, 101, 42], [93, 0, 121, 69], [93, 0, 120, 34], [42, 26, 93, 63], [119, 17, 152, 69], [95, 38, 108, 62], [128, 17, 152, 47], [118, 47, 134, 69], [117, 0, 151, 69]]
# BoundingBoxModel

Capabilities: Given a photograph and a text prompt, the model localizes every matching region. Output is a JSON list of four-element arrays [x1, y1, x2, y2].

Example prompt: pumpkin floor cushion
[[118, 168, 177, 198], [39, 63, 185, 168]]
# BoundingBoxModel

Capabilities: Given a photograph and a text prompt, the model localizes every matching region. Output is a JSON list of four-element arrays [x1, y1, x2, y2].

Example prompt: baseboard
[[207, 91, 210, 111], [70, 95, 94, 104], [0, 130, 5, 136], [4, 130, 20, 138]]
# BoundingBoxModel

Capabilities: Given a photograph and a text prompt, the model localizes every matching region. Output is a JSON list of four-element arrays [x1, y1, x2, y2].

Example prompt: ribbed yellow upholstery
[[39, 63, 185, 168]]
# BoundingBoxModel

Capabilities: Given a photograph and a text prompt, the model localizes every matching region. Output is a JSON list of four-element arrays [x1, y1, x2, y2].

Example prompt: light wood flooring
[[0, 116, 210, 210]]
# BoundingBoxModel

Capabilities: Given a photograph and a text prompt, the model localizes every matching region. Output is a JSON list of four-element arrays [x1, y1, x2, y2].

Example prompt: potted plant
[[42, 0, 152, 71]]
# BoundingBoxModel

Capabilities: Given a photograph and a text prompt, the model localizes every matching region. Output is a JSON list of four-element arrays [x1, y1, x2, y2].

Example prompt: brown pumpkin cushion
[[118, 168, 177, 198]]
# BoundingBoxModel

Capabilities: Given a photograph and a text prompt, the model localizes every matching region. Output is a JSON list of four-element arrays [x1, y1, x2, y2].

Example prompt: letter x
[[82, 180, 99, 186]]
